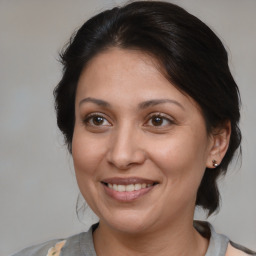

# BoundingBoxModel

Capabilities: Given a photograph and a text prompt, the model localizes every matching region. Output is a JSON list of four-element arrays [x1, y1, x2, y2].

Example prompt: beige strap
[[46, 240, 66, 256]]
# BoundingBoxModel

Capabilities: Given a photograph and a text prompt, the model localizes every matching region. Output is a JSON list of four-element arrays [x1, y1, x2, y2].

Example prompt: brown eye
[[145, 113, 174, 128], [152, 116, 164, 126], [92, 116, 104, 125], [84, 114, 111, 127]]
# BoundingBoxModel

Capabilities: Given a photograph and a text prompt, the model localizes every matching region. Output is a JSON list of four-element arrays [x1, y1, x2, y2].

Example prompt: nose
[[106, 124, 146, 170]]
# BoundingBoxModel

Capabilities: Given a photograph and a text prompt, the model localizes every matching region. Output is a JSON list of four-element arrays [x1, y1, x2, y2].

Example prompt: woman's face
[[72, 48, 215, 234]]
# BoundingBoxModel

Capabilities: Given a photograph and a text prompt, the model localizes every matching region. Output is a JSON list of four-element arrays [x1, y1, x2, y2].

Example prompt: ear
[[206, 121, 231, 169]]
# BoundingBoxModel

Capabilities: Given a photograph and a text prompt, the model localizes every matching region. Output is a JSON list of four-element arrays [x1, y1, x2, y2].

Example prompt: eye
[[145, 113, 174, 127], [83, 113, 111, 127]]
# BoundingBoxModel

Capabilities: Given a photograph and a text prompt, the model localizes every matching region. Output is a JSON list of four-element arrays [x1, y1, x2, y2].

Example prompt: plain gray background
[[1, 0, 255, 255]]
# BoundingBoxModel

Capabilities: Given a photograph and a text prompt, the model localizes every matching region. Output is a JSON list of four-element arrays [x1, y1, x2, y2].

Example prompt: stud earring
[[212, 160, 218, 167]]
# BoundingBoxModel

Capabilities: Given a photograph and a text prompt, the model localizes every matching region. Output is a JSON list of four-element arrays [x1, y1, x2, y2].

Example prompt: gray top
[[11, 221, 254, 256], [205, 223, 229, 256]]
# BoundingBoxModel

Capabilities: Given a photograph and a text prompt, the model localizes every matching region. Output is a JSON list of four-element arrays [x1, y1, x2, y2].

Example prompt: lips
[[101, 177, 158, 201]]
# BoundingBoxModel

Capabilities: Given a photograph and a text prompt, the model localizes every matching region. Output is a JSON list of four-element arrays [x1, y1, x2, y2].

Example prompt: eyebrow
[[79, 97, 111, 108], [138, 99, 185, 110], [79, 97, 184, 110]]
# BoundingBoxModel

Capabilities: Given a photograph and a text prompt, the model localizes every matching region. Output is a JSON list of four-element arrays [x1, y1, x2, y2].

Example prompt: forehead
[[78, 48, 170, 94], [81, 47, 163, 83], [76, 48, 199, 111]]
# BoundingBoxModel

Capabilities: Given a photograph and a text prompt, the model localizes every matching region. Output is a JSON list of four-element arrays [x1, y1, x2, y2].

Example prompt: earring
[[212, 160, 218, 167]]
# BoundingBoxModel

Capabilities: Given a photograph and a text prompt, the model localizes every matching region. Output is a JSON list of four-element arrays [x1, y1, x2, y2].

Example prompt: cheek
[[148, 133, 208, 187], [71, 130, 106, 212], [72, 129, 106, 181]]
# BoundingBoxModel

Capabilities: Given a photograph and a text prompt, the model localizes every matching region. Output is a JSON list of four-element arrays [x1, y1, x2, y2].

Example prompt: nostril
[[106, 139, 147, 169], [108, 159, 135, 170]]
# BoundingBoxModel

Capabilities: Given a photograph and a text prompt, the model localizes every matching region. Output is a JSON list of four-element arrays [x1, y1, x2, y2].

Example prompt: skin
[[72, 48, 231, 256]]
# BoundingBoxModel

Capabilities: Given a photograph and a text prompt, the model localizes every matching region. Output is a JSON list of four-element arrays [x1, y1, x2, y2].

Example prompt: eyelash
[[82, 112, 174, 128]]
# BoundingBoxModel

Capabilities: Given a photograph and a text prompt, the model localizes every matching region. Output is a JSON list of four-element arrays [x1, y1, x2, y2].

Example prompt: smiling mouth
[[101, 178, 159, 201], [102, 182, 156, 192], [101, 180, 158, 201]]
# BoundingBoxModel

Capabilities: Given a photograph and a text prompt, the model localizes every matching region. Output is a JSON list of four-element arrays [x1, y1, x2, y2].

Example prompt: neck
[[93, 217, 209, 256]]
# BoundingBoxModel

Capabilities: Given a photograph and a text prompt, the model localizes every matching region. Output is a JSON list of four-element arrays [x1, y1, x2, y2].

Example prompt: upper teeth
[[108, 183, 152, 192]]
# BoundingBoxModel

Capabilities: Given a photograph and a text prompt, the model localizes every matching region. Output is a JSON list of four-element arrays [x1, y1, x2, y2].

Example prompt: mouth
[[101, 177, 159, 201], [102, 182, 156, 192]]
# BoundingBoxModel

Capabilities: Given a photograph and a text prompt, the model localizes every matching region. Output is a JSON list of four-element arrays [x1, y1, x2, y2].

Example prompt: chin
[[99, 210, 156, 234]]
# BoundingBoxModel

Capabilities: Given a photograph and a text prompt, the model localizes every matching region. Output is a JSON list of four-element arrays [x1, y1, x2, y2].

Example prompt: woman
[[12, 1, 255, 255]]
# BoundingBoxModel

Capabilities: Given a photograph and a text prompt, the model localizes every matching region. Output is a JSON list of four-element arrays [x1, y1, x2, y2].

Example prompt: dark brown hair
[[54, 1, 241, 216]]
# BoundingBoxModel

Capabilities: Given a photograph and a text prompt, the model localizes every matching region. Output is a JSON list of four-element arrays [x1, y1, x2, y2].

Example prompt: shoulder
[[226, 242, 256, 256], [11, 239, 66, 256], [11, 224, 97, 256], [194, 221, 256, 256], [226, 243, 254, 256]]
